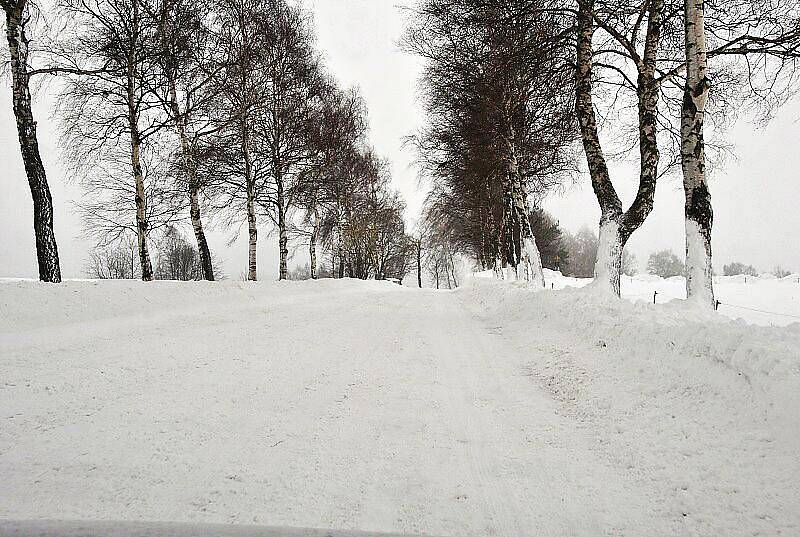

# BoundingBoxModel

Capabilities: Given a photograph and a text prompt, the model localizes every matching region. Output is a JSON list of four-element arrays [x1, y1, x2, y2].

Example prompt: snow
[[2, 276, 799, 535], [0, 520, 424, 537], [684, 218, 714, 306], [535, 269, 800, 327], [591, 219, 622, 294]]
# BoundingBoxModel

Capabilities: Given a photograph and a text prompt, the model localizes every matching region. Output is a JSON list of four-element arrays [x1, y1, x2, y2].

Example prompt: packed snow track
[[1, 278, 798, 536]]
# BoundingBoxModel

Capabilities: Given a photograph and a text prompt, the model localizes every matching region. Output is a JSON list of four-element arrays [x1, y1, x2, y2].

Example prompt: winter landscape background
[[2, 0, 800, 280], [2, 0, 800, 536]]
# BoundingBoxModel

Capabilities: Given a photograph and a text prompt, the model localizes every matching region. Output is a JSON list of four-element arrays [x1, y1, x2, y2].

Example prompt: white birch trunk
[[167, 80, 214, 281], [126, 3, 153, 282], [682, 0, 715, 307], [309, 206, 319, 280], [519, 237, 546, 287], [494, 257, 505, 280], [592, 218, 623, 296], [243, 123, 257, 282], [130, 130, 154, 282], [685, 218, 713, 303], [276, 174, 288, 281]]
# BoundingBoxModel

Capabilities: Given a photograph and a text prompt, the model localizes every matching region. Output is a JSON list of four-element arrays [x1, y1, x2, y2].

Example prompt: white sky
[[1, 0, 799, 279]]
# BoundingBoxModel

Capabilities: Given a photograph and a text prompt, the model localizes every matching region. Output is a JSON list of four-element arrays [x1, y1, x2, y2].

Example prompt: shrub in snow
[[647, 249, 684, 278], [723, 262, 758, 277], [773, 266, 792, 278]]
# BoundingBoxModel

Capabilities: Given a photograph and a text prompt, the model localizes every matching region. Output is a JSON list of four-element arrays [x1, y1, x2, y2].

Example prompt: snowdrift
[[460, 276, 800, 535], [0, 277, 400, 331], [2, 276, 799, 535]]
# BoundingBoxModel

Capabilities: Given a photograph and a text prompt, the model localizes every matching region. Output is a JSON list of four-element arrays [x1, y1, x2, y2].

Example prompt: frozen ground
[[1, 275, 799, 536]]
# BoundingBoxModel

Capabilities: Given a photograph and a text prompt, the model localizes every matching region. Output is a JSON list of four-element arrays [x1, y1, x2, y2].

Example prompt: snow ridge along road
[[1, 278, 798, 536]]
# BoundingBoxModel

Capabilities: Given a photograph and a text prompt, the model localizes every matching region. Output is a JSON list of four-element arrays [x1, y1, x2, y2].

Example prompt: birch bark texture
[[682, 0, 714, 307], [126, 0, 154, 281], [574, 0, 662, 296], [161, 41, 215, 280], [3, 0, 61, 282]]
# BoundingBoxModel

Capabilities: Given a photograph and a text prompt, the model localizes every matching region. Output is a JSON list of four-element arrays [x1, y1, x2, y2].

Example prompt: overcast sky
[[2, 0, 799, 279]]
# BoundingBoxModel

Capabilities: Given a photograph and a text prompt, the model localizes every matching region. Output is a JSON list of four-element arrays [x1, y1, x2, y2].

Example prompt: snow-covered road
[[1, 278, 798, 536]]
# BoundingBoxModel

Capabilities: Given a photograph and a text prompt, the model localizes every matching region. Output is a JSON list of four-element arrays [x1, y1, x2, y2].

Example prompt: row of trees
[[406, 0, 800, 309], [3, 0, 415, 283], [404, 1, 577, 287]]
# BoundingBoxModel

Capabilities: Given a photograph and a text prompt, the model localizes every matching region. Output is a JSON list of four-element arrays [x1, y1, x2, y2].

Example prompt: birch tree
[[404, 0, 576, 285], [251, 0, 324, 280], [210, 0, 275, 281], [301, 84, 368, 280], [57, 0, 170, 281], [573, 0, 669, 296], [1, 0, 61, 282], [148, 0, 218, 280], [572, 0, 800, 302], [676, 0, 800, 306], [681, 0, 713, 305]]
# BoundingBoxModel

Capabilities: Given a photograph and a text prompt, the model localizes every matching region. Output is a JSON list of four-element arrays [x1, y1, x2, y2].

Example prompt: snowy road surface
[[1, 279, 798, 536]]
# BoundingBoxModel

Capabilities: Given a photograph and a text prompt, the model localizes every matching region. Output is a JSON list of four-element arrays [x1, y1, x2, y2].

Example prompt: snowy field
[[1, 276, 799, 536], [547, 271, 800, 327]]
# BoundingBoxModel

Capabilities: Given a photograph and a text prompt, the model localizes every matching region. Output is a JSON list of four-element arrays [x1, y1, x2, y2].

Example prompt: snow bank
[[0, 278, 401, 331], [460, 276, 800, 535]]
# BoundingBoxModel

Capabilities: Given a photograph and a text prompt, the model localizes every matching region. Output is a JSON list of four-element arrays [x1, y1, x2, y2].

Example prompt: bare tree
[[153, 225, 224, 280], [208, 0, 274, 281], [85, 238, 140, 279], [678, 0, 800, 306], [571, 0, 800, 303], [300, 83, 369, 280], [209, 0, 312, 281], [1, 0, 61, 282], [573, 0, 666, 296], [250, 0, 324, 280], [148, 0, 219, 280], [404, 0, 576, 286], [56, 0, 176, 281]]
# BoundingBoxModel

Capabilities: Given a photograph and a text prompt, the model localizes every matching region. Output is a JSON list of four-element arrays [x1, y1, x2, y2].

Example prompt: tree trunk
[[336, 206, 345, 278], [167, 80, 214, 281], [416, 240, 422, 288], [499, 136, 545, 287], [593, 216, 624, 296], [682, 0, 715, 307], [126, 59, 153, 279], [309, 206, 319, 280], [242, 121, 257, 281], [512, 174, 545, 287], [5, 6, 61, 283], [276, 173, 288, 281], [129, 126, 153, 281], [575, 0, 661, 296]]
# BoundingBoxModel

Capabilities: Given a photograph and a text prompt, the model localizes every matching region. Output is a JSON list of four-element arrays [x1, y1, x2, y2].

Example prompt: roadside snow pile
[[460, 276, 800, 536], [0, 278, 395, 331]]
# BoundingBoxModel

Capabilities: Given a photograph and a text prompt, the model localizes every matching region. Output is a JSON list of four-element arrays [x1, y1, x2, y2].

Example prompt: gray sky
[[1, 0, 799, 279]]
